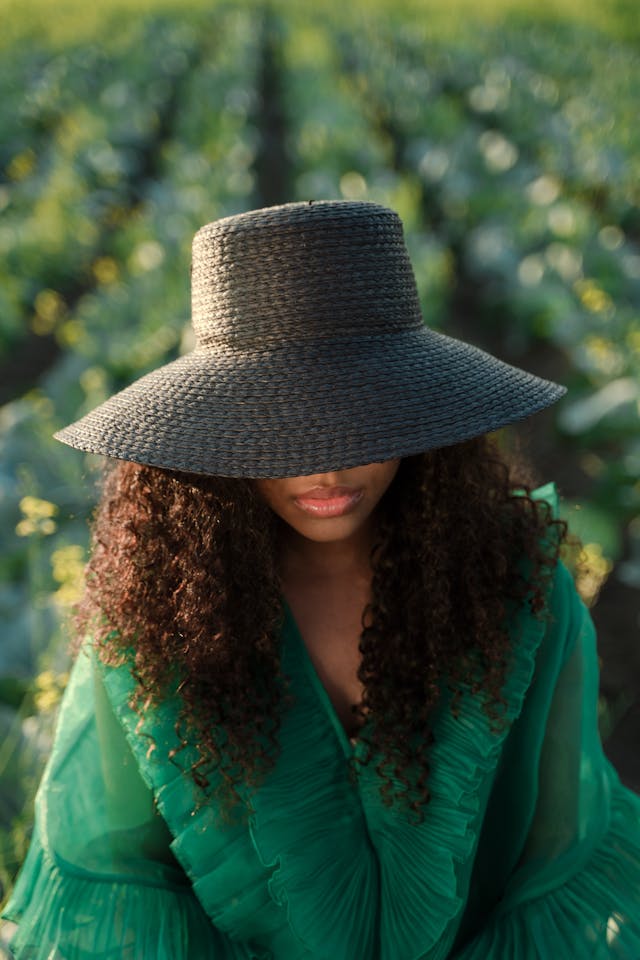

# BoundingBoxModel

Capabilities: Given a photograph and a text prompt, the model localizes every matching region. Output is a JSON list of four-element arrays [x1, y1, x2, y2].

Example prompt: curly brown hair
[[75, 434, 566, 824]]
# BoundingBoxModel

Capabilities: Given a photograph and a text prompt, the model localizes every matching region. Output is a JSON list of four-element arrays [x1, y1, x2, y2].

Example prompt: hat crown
[[190, 200, 424, 348]]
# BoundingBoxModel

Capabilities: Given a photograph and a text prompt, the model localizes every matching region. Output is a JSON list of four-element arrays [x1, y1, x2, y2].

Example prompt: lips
[[293, 486, 364, 518]]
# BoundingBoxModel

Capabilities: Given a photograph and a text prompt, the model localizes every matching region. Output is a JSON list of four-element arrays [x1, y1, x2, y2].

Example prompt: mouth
[[293, 486, 364, 518]]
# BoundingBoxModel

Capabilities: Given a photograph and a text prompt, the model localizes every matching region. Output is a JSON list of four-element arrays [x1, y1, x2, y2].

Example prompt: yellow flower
[[92, 256, 119, 285], [7, 149, 36, 181], [574, 279, 614, 315], [80, 366, 107, 395], [32, 289, 67, 335], [575, 543, 613, 606], [34, 669, 70, 714], [627, 328, 640, 355], [51, 544, 86, 608], [16, 497, 58, 537], [57, 319, 84, 348]]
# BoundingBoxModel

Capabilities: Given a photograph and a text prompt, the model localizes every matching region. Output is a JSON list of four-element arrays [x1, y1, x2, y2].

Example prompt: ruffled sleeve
[[452, 565, 640, 958], [2, 824, 224, 960], [1, 648, 245, 960]]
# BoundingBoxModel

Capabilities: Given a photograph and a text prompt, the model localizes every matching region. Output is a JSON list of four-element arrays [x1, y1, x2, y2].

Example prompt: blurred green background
[[0, 0, 638, 910]]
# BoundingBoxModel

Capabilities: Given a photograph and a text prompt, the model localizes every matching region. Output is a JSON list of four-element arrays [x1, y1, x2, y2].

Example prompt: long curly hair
[[75, 434, 566, 824]]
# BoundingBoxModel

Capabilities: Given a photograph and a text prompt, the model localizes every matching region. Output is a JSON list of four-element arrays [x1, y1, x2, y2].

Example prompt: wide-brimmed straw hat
[[54, 200, 566, 478]]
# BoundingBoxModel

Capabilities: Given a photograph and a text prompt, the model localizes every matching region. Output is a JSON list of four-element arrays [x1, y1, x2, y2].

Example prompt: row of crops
[[0, 7, 267, 902], [1, 3, 639, 903]]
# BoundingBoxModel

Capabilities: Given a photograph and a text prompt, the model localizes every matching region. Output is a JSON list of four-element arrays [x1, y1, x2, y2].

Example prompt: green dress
[[3, 484, 640, 958]]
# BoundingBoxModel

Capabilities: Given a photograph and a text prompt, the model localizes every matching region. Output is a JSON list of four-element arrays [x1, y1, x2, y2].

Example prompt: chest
[[284, 589, 367, 741]]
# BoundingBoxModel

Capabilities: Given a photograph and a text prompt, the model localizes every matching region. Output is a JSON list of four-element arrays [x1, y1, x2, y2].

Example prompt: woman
[[3, 200, 639, 958]]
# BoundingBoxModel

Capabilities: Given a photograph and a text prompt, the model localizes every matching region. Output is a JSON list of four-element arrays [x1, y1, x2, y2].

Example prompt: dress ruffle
[[354, 555, 558, 960], [355, 587, 548, 960], [245, 607, 380, 960], [2, 823, 229, 960], [453, 776, 640, 959], [100, 661, 303, 960]]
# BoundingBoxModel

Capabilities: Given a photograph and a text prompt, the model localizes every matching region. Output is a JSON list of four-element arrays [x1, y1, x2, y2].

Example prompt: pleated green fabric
[[3, 484, 640, 958]]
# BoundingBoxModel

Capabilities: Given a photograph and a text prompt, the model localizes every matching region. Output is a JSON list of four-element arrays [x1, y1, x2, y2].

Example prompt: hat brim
[[54, 328, 565, 478]]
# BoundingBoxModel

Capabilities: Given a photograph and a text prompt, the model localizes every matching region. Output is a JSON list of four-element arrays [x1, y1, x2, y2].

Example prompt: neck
[[280, 521, 375, 583]]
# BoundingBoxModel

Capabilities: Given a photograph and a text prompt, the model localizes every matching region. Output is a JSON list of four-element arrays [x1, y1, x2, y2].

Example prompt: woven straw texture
[[54, 200, 566, 478]]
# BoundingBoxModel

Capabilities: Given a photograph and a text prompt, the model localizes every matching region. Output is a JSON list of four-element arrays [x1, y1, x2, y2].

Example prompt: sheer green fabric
[[3, 485, 640, 958], [455, 561, 639, 958]]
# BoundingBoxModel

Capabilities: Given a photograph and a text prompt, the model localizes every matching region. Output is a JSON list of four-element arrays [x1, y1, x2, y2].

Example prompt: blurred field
[[1, 0, 639, 48], [0, 0, 638, 907]]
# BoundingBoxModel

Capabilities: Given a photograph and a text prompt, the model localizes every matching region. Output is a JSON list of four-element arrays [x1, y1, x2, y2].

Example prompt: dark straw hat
[[54, 200, 566, 478]]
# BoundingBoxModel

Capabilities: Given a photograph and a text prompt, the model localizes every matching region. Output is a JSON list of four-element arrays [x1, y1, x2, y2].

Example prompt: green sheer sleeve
[[0, 648, 242, 960], [454, 568, 640, 958]]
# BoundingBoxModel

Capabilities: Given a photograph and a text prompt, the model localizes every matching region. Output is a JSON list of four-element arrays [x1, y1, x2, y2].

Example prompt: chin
[[290, 516, 364, 544]]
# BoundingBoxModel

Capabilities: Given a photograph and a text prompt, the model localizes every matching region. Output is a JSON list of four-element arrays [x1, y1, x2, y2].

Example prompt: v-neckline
[[282, 599, 366, 760]]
